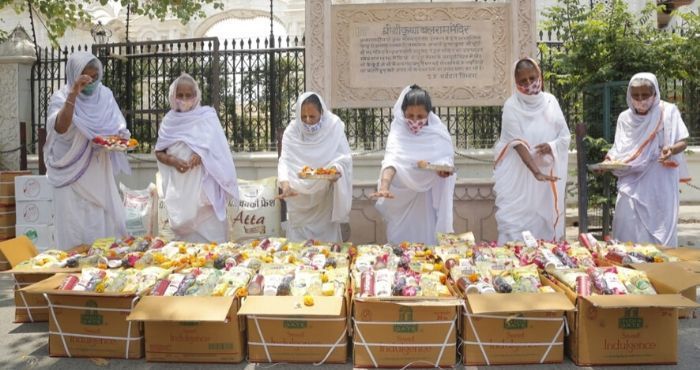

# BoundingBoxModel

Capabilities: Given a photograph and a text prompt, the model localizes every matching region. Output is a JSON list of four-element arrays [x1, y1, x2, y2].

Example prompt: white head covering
[[44, 51, 131, 187], [512, 57, 546, 110], [155, 75, 239, 221], [379, 85, 455, 235], [167, 73, 202, 111], [278, 92, 353, 223]]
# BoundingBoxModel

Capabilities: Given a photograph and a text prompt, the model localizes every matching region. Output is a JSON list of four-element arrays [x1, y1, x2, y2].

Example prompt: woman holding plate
[[372, 85, 455, 245], [44, 51, 131, 250], [277, 92, 353, 242], [607, 73, 689, 247]]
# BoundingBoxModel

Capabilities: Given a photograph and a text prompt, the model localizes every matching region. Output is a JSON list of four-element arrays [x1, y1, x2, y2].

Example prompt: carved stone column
[[0, 26, 36, 170], [304, 0, 332, 106], [513, 0, 537, 59]]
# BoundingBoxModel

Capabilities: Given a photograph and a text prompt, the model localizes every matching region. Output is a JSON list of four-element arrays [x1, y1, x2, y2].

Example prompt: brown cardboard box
[[462, 292, 575, 365], [238, 296, 348, 364], [352, 298, 460, 368], [22, 273, 144, 359], [0, 236, 80, 322], [662, 247, 700, 261], [127, 296, 245, 363], [630, 262, 700, 319], [544, 267, 700, 366]]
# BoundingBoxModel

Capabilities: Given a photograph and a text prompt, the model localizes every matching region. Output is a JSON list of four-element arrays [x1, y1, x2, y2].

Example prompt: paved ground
[[1, 207, 699, 370]]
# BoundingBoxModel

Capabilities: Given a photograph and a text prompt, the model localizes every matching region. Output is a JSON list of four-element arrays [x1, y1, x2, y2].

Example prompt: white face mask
[[631, 96, 654, 114], [176, 98, 194, 112], [303, 120, 323, 134]]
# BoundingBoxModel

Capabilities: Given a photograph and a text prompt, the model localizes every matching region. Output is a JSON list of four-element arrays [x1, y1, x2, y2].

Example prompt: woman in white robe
[[277, 92, 353, 242], [608, 73, 689, 247], [155, 73, 239, 243], [493, 58, 570, 244], [372, 85, 455, 245], [44, 51, 131, 250]]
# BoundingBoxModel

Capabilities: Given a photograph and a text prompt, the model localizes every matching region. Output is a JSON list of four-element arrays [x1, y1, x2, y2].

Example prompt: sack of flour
[[120, 183, 157, 237], [228, 177, 281, 241]]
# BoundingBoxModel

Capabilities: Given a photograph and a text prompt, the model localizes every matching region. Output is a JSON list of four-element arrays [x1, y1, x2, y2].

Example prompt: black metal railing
[[30, 34, 699, 154]]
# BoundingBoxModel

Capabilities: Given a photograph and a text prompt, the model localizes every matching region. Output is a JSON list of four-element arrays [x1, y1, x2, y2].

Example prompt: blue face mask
[[82, 81, 99, 96], [303, 120, 323, 134]]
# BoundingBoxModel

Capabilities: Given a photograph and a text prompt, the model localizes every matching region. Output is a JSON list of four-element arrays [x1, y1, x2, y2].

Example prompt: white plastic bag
[[120, 183, 157, 237]]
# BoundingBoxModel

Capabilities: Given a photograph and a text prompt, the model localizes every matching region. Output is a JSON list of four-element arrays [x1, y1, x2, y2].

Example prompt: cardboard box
[[16, 224, 56, 251], [0, 236, 80, 322], [663, 247, 700, 261], [15, 200, 54, 225], [0, 171, 31, 205], [630, 262, 700, 319], [544, 265, 700, 366], [238, 296, 348, 364], [22, 273, 144, 359], [462, 292, 575, 365], [352, 298, 460, 368], [127, 296, 245, 363], [14, 175, 53, 201], [0, 225, 15, 240]]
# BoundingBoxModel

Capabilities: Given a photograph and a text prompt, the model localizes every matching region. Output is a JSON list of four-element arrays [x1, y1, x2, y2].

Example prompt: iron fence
[[30, 34, 699, 154]]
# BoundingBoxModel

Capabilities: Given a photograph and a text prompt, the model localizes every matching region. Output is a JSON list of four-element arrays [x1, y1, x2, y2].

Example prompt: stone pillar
[[304, 0, 332, 106], [513, 0, 538, 59], [0, 26, 36, 171]]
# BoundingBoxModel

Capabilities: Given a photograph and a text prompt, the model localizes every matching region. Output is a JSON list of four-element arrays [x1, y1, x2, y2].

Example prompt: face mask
[[516, 79, 541, 96], [405, 117, 428, 135], [631, 96, 654, 114], [303, 120, 323, 134], [176, 98, 195, 112], [81, 81, 99, 96]]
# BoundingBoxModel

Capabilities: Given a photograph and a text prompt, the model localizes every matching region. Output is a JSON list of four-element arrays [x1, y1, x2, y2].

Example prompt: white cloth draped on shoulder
[[156, 74, 239, 243], [44, 51, 130, 249], [375, 86, 455, 245], [608, 72, 690, 247], [278, 92, 353, 242], [493, 59, 570, 244]]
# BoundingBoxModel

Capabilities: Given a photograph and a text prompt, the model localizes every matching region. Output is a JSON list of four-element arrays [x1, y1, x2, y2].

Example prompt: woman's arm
[[156, 150, 190, 173], [514, 144, 559, 182], [371, 166, 396, 199]]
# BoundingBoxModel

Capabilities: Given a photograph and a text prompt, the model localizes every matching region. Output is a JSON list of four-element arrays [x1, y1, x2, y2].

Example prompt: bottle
[[247, 274, 264, 296], [359, 269, 376, 297]]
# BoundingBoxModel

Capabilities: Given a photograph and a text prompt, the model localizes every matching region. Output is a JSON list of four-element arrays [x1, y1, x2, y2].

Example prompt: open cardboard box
[[462, 291, 575, 366], [661, 247, 700, 261], [630, 262, 700, 319], [237, 295, 348, 364], [543, 263, 700, 366], [351, 296, 461, 368], [22, 273, 144, 359], [0, 236, 81, 322], [127, 296, 246, 363]]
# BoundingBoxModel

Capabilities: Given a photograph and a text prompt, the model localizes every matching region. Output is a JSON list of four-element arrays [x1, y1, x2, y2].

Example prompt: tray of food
[[298, 165, 341, 180], [416, 160, 455, 173], [92, 136, 138, 152], [587, 161, 629, 171]]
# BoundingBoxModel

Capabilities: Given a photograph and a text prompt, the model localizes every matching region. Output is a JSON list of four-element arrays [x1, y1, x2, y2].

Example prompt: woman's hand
[[534, 172, 559, 182], [190, 153, 202, 167], [535, 143, 552, 156], [437, 170, 452, 178], [172, 157, 190, 173], [278, 181, 298, 199], [330, 170, 342, 183], [71, 74, 93, 95], [659, 146, 674, 162], [370, 189, 395, 199]]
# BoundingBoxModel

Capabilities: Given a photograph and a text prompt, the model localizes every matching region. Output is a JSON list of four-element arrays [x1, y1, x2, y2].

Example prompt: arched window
[[205, 16, 287, 43]]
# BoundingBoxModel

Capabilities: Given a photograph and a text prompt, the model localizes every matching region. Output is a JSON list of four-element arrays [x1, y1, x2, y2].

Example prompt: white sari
[[278, 92, 353, 242], [375, 86, 455, 245], [493, 61, 570, 244], [155, 74, 239, 243], [44, 51, 130, 250], [609, 73, 690, 247]]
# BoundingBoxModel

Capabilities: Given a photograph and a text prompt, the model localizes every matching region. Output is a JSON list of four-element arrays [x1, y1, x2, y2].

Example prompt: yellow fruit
[[303, 295, 314, 306]]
